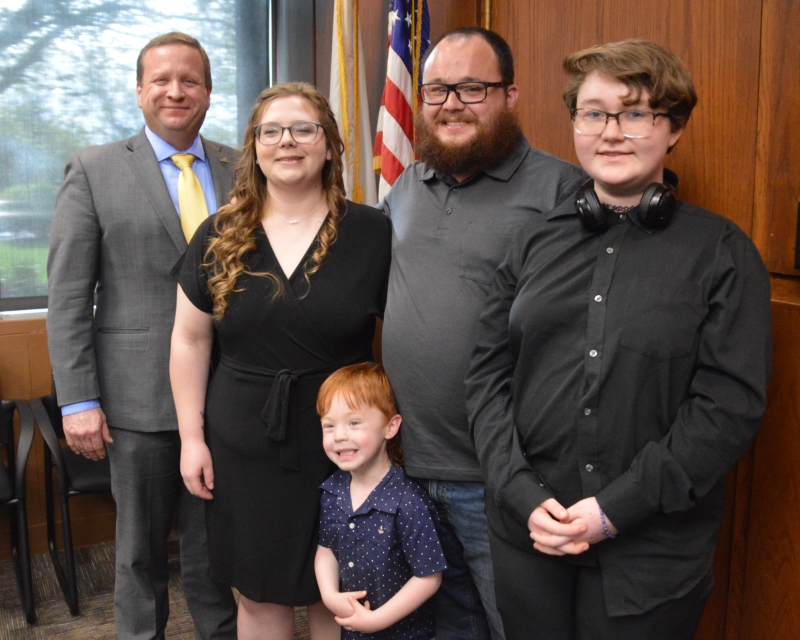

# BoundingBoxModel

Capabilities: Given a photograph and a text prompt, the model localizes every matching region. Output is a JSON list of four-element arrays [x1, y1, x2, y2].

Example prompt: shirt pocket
[[459, 222, 521, 285], [618, 279, 705, 360], [362, 512, 396, 569]]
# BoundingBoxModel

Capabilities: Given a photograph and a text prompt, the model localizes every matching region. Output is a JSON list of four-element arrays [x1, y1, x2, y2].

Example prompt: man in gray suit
[[47, 32, 239, 639]]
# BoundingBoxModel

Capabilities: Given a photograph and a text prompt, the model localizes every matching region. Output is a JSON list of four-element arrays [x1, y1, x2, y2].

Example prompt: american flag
[[373, 0, 430, 200]]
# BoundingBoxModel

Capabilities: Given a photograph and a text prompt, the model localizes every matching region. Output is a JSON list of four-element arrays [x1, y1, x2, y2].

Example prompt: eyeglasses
[[571, 109, 671, 138], [254, 122, 323, 145], [419, 81, 508, 105]]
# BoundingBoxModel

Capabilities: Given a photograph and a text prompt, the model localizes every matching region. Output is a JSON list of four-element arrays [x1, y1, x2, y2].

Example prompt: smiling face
[[573, 71, 683, 206], [418, 35, 519, 180], [321, 394, 401, 479], [136, 44, 211, 151], [254, 95, 332, 192]]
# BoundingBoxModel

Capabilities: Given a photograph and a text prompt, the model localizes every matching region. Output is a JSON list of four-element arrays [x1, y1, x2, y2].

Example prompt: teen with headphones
[[466, 40, 772, 639]]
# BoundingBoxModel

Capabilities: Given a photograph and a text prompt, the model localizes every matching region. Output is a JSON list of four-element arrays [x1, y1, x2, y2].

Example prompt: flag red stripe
[[383, 78, 413, 142], [380, 147, 407, 186]]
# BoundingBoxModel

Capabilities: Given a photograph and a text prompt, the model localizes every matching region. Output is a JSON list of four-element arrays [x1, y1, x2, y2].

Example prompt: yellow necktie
[[171, 153, 209, 242]]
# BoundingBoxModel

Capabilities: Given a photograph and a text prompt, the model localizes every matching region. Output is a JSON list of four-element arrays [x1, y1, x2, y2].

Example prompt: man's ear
[[385, 414, 402, 440], [505, 83, 519, 110]]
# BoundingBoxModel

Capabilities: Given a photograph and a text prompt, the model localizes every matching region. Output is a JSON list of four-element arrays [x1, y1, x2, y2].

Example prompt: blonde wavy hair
[[205, 82, 346, 319]]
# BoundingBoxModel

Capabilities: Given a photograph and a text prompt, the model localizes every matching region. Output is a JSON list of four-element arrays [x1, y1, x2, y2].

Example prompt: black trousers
[[489, 529, 712, 640]]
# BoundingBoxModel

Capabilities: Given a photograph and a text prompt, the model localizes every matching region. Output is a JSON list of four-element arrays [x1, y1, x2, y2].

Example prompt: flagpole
[[482, 0, 492, 30]]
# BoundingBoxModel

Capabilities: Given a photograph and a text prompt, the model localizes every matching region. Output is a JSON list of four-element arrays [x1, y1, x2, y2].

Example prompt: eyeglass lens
[[573, 109, 659, 138], [421, 83, 489, 104], [256, 122, 320, 145]]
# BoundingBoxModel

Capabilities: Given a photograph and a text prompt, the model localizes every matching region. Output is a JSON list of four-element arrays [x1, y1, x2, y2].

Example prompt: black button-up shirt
[[466, 197, 771, 615]]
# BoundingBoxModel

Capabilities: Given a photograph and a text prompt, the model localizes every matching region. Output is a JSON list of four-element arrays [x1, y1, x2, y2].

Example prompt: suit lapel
[[125, 129, 186, 251], [203, 137, 236, 210]]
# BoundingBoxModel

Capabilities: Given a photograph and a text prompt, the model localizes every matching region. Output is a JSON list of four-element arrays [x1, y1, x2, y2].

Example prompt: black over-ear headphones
[[575, 169, 679, 233]]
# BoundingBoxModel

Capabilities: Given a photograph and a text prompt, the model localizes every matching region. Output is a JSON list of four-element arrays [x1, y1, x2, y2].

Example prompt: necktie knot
[[171, 153, 196, 171]]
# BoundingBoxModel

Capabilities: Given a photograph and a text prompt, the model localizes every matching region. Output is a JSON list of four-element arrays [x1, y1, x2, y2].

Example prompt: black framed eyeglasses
[[254, 121, 323, 145], [571, 109, 671, 139], [419, 81, 508, 105]]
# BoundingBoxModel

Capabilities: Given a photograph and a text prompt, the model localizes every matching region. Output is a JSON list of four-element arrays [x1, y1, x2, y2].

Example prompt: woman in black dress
[[170, 82, 391, 639]]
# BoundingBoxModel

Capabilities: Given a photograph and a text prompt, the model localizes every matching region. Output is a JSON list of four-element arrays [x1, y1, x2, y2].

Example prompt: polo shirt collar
[[420, 134, 530, 185], [321, 465, 404, 515], [145, 126, 206, 163]]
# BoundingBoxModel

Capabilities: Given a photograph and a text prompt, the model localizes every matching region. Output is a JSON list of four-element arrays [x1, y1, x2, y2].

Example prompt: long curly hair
[[205, 82, 346, 319]]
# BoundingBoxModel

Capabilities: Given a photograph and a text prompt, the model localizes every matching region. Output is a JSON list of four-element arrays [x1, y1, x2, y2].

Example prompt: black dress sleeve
[[171, 215, 216, 314]]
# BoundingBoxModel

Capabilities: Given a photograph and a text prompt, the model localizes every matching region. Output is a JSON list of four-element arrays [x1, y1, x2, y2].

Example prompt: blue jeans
[[413, 479, 505, 640]]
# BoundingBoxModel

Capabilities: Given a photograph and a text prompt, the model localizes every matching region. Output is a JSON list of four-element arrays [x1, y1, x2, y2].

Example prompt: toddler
[[315, 362, 447, 639]]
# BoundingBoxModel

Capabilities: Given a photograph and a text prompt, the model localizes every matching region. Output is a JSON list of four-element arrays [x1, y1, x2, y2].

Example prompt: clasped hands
[[326, 590, 385, 634], [528, 497, 618, 556]]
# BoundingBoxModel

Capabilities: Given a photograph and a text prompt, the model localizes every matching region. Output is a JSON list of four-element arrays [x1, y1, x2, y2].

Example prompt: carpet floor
[[0, 541, 310, 638]]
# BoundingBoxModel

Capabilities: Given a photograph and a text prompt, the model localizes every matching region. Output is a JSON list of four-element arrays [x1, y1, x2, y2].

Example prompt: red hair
[[317, 363, 403, 466]]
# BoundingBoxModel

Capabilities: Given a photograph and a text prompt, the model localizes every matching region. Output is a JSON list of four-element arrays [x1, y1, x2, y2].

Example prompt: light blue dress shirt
[[144, 126, 218, 217], [62, 128, 219, 417]]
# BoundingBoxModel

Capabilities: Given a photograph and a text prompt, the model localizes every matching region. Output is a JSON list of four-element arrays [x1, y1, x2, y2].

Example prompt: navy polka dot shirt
[[319, 465, 447, 639]]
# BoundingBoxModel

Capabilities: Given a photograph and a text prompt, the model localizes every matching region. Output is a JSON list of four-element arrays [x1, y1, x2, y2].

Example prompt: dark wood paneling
[[752, 0, 800, 276], [492, 0, 762, 236], [723, 443, 756, 640], [738, 297, 800, 639]]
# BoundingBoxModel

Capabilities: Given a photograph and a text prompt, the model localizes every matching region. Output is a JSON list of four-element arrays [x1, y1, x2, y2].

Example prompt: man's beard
[[414, 105, 522, 180]]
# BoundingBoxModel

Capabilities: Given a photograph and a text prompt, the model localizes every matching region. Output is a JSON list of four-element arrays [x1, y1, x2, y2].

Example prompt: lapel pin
[[378, 525, 385, 534], [220, 157, 229, 164]]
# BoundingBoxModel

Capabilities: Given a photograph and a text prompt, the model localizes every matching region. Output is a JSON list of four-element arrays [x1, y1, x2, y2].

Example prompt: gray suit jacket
[[47, 128, 240, 432]]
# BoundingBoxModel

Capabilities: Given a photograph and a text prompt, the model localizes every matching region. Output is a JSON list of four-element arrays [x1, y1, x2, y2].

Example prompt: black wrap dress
[[175, 201, 392, 604]]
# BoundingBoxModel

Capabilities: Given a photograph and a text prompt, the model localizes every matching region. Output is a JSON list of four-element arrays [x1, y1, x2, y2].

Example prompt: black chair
[[29, 394, 111, 616], [0, 400, 36, 623]]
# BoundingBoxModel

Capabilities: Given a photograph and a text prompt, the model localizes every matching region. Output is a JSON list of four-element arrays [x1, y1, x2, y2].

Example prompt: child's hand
[[335, 596, 386, 634], [325, 590, 368, 618]]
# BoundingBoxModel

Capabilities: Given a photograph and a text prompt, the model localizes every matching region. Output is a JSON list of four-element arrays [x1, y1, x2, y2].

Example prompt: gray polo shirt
[[380, 135, 586, 481]]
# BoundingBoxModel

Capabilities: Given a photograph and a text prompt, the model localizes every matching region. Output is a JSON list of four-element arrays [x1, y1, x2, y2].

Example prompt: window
[[0, 0, 269, 311]]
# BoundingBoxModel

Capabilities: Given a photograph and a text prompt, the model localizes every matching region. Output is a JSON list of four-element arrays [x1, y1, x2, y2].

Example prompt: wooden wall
[[0, 318, 116, 561]]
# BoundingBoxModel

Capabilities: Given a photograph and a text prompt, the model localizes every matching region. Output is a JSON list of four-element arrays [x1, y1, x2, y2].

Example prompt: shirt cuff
[[61, 399, 101, 416], [595, 472, 654, 533], [497, 471, 554, 528]]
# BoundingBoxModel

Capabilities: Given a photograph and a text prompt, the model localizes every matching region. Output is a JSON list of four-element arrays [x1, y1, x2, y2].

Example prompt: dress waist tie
[[219, 354, 336, 471]]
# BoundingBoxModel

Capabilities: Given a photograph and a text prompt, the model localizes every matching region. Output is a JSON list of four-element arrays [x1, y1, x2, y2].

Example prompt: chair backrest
[[39, 394, 65, 440], [0, 400, 14, 449], [0, 401, 15, 503]]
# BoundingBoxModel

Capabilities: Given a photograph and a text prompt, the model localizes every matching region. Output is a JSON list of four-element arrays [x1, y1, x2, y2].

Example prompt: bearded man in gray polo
[[380, 27, 586, 640]]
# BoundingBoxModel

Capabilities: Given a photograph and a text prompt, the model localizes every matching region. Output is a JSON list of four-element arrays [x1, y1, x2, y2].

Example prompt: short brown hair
[[137, 32, 212, 90], [562, 39, 697, 130], [317, 363, 403, 466]]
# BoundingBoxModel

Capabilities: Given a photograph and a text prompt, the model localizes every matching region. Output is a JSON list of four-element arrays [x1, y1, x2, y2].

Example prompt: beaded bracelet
[[599, 507, 617, 539]]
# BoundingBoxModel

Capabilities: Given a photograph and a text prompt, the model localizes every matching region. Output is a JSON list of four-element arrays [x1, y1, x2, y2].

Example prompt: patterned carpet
[[0, 541, 310, 638]]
